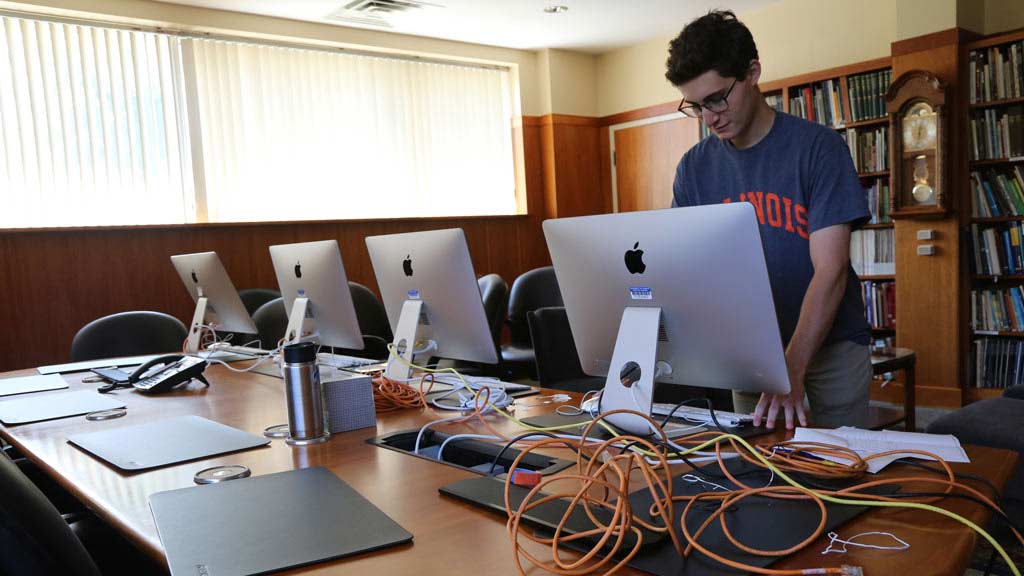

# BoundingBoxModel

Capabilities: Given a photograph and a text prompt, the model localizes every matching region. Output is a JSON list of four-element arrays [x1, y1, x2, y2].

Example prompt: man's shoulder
[[681, 133, 724, 164], [775, 112, 843, 145]]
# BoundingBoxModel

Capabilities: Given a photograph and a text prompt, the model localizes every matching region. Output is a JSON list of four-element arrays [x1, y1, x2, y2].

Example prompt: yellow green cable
[[387, 346, 1019, 575]]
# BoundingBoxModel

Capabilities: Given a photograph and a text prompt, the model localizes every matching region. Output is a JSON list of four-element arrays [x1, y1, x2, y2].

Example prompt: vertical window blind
[[0, 14, 519, 228], [0, 16, 190, 227]]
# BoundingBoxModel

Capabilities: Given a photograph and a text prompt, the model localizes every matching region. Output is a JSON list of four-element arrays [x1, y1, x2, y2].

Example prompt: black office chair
[[478, 274, 509, 353], [238, 288, 281, 316], [69, 311, 188, 362], [252, 297, 288, 350], [0, 451, 101, 576], [336, 282, 393, 360], [502, 266, 563, 379], [527, 307, 603, 393]]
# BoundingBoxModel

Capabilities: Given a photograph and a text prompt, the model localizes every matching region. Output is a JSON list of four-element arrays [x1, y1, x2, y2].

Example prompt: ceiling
[[154, 0, 781, 54]]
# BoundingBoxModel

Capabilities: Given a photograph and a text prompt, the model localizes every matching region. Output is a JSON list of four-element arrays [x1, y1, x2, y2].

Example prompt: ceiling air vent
[[326, 0, 443, 28]]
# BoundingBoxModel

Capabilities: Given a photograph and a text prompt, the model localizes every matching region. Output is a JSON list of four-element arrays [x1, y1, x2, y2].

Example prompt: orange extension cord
[[497, 409, 1024, 576]]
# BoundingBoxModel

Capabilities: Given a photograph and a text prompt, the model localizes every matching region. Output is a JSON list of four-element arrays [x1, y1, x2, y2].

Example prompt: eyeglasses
[[678, 79, 737, 118]]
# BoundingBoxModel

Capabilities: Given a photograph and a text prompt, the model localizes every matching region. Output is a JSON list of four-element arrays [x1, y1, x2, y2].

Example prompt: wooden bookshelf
[[969, 96, 1024, 109], [861, 274, 895, 281], [858, 170, 890, 178], [862, 223, 894, 229], [964, 27, 1024, 395], [969, 157, 1024, 167]]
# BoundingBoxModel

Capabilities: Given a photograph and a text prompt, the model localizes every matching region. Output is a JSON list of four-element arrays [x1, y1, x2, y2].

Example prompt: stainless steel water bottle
[[282, 342, 330, 446]]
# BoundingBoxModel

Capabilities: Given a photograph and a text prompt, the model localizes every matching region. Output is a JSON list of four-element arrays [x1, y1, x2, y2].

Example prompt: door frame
[[607, 112, 682, 213]]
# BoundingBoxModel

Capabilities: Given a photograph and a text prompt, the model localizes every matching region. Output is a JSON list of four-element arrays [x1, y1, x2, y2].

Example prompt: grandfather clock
[[884, 70, 949, 217]]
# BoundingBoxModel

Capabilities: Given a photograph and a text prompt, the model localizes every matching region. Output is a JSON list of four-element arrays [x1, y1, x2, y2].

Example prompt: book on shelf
[[974, 338, 1024, 389], [851, 228, 895, 276], [969, 222, 1024, 276], [788, 79, 844, 128], [765, 93, 783, 112], [845, 126, 889, 173], [970, 166, 1024, 217], [862, 280, 895, 329], [969, 39, 1024, 104], [865, 178, 891, 224], [848, 69, 892, 122], [971, 285, 1024, 332], [969, 105, 1024, 160]]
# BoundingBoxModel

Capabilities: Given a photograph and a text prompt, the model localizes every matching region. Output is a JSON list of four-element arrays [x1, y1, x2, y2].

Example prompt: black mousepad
[[151, 467, 413, 576], [441, 458, 898, 576]]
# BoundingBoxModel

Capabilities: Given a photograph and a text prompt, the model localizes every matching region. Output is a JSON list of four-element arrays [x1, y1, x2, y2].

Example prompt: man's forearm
[[786, 266, 848, 377]]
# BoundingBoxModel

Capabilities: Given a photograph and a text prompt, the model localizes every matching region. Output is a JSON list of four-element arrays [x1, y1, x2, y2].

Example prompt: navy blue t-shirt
[[672, 111, 870, 347]]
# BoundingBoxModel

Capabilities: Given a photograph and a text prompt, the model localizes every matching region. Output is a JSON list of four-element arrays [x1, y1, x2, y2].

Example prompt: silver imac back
[[268, 240, 363, 350], [543, 203, 789, 405], [170, 252, 256, 335], [365, 228, 498, 366]]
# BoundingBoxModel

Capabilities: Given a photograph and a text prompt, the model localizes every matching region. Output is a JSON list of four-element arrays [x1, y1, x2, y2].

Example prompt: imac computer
[[171, 252, 258, 355], [542, 203, 790, 434], [365, 228, 498, 380], [268, 240, 364, 352]]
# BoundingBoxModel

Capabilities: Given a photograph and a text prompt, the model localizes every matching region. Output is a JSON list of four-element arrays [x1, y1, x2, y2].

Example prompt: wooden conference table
[[0, 364, 1017, 576]]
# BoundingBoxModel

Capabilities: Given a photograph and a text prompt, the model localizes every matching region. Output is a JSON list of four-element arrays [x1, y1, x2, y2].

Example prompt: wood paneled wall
[[890, 30, 974, 407], [0, 119, 576, 372], [536, 115, 606, 219]]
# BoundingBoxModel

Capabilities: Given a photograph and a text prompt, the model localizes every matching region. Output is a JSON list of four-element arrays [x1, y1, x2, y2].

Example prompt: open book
[[790, 427, 970, 474]]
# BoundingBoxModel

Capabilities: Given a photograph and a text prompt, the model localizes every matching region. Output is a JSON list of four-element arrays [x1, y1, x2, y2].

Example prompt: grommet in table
[[85, 408, 126, 421], [263, 424, 290, 438], [194, 464, 251, 485]]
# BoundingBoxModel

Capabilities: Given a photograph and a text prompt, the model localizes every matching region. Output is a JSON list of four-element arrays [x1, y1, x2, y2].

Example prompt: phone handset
[[127, 354, 210, 394]]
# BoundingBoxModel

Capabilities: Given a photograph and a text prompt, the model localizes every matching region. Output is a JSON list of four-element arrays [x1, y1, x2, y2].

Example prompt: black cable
[[894, 458, 1004, 503], [875, 490, 1024, 537], [658, 396, 729, 432], [486, 431, 590, 476]]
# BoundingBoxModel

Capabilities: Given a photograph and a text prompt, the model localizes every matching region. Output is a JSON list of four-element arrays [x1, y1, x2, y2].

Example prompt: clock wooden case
[[884, 70, 949, 218]]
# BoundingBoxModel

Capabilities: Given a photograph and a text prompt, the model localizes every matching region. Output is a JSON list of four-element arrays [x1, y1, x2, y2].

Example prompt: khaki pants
[[732, 339, 871, 428]]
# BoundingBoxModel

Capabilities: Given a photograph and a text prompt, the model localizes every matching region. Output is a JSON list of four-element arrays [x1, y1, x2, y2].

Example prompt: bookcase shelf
[[841, 117, 890, 129], [871, 327, 895, 334], [973, 274, 1024, 281], [967, 388, 1006, 401], [860, 274, 895, 281], [969, 157, 1024, 168], [972, 216, 1024, 223], [858, 170, 890, 178], [862, 223, 894, 229], [970, 96, 1024, 109], [973, 330, 1024, 337]]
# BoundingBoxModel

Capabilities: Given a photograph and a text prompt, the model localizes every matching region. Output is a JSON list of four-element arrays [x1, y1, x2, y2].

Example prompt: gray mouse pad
[[150, 467, 413, 576], [67, 415, 269, 471], [0, 390, 125, 424], [0, 374, 69, 397]]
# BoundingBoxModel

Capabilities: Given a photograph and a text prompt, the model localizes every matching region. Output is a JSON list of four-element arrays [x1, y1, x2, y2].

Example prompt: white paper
[[791, 427, 970, 473]]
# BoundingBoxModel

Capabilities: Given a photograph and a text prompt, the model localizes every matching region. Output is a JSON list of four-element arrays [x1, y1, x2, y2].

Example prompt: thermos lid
[[283, 341, 316, 364]]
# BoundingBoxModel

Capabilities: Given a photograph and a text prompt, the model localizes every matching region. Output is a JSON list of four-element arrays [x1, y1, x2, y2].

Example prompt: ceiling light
[[544, 5, 568, 14]]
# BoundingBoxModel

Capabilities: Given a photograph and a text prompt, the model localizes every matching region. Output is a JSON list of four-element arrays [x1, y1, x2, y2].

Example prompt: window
[[0, 16, 190, 228], [0, 15, 520, 228]]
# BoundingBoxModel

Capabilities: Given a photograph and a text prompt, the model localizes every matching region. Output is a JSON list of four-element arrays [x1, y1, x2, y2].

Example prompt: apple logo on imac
[[190, 270, 199, 284], [294, 262, 302, 279], [624, 242, 646, 274], [403, 255, 413, 277]]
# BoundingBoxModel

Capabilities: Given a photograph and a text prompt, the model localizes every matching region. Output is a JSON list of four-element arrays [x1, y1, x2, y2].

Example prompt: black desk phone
[[96, 355, 209, 394]]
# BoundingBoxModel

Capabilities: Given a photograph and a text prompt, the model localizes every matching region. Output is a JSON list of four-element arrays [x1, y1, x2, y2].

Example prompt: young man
[[666, 10, 872, 430]]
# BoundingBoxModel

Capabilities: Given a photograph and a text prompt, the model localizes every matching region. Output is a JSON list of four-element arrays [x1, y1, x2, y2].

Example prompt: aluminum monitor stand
[[184, 295, 209, 355], [384, 299, 425, 381], [599, 307, 666, 435]]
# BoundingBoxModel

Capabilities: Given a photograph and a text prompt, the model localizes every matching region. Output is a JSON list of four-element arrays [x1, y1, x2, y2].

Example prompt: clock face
[[902, 101, 937, 152]]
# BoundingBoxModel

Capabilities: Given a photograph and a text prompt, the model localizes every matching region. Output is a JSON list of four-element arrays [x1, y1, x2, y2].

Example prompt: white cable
[[821, 531, 909, 555]]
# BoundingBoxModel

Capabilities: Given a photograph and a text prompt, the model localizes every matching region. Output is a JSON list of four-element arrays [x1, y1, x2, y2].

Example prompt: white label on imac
[[629, 287, 653, 300], [407, 289, 421, 300]]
